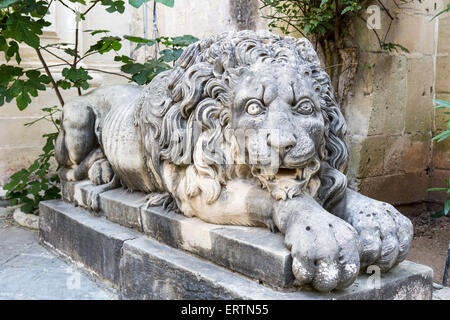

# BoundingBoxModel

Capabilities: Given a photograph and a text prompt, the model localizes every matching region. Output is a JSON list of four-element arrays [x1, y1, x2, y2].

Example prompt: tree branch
[[35, 48, 65, 107], [84, 68, 132, 80], [58, 0, 77, 14], [377, 0, 394, 20], [39, 47, 72, 65], [83, 0, 100, 15]]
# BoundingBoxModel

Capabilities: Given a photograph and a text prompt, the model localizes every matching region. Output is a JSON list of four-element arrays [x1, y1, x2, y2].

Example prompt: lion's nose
[[267, 132, 296, 158]]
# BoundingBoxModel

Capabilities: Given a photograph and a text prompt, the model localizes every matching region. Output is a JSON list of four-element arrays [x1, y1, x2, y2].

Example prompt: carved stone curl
[[55, 30, 413, 292]]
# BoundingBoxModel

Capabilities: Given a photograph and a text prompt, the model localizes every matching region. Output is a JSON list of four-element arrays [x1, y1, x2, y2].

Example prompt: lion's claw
[[336, 190, 413, 272]]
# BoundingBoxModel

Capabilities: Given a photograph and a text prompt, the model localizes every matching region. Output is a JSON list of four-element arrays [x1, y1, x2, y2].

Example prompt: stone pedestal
[[38, 181, 434, 300]]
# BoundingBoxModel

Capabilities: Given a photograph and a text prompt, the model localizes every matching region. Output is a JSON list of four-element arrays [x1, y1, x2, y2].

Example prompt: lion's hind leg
[[57, 101, 101, 181]]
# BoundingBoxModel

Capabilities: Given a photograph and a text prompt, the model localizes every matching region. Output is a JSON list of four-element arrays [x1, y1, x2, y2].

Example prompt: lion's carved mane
[[134, 30, 349, 211]]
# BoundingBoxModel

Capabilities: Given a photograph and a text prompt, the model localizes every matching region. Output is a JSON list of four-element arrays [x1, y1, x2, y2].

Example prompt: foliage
[[3, 106, 60, 213], [259, 0, 419, 99], [427, 99, 450, 218], [0, 0, 198, 213]]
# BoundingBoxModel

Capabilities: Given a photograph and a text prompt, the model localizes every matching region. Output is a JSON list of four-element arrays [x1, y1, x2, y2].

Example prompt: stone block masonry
[[38, 180, 434, 300]]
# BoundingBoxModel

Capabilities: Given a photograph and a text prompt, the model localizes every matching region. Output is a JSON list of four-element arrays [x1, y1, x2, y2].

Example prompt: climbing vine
[[260, 0, 422, 104]]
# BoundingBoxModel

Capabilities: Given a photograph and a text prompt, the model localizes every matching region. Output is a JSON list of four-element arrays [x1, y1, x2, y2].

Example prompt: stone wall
[[0, 0, 448, 212], [344, 0, 448, 212], [432, 0, 450, 204]]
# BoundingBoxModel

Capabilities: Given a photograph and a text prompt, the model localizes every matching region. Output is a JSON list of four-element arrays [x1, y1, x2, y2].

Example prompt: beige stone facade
[[0, 0, 448, 211], [344, 0, 449, 211]]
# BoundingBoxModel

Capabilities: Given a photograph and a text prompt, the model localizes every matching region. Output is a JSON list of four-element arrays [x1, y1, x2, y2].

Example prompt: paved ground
[[0, 208, 117, 300]]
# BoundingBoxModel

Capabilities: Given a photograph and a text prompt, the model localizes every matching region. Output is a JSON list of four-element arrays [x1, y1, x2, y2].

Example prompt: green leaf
[[427, 187, 447, 192], [124, 35, 155, 45], [29, 161, 40, 173], [62, 67, 92, 90], [129, 0, 173, 8], [166, 35, 199, 47], [158, 48, 182, 63], [341, 6, 353, 15], [431, 210, 445, 218], [56, 79, 72, 90], [20, 202, 35, 214], [0, 0, 20, 9], [120, 59, 171, 85], [434, 99, 450, 109], [156, 0, 174, 7], [445, 198, 450, 215], [68, 0, 87, 4], [320, 0, 328, 7], [5, 14, 47, 48], [114, 55, 134, 64], [101, 0, 125, 13], [432, 130, 450, 142], [85, 29, 110, 35], [87, 36, 122, 54]]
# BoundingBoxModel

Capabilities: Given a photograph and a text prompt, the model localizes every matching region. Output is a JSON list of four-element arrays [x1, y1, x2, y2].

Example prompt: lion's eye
[[245, 100, 265, 116], [294, 98, 315, 115]]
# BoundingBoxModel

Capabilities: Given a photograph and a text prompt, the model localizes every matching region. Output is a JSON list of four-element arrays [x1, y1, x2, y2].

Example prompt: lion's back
[[101, 86, 161, 193]]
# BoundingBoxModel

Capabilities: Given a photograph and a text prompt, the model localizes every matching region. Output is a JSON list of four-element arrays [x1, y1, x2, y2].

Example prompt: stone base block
[[39, 199, 433, 300]]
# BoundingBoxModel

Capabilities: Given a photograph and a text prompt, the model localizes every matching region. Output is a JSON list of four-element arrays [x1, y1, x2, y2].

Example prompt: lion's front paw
[[341, 190, 413, 272], [284, 210, 361, 292]]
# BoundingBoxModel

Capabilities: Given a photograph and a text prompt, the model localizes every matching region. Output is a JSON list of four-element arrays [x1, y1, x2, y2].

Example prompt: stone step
[[39, 199, 434, 300], [61, 180, 293, 288]]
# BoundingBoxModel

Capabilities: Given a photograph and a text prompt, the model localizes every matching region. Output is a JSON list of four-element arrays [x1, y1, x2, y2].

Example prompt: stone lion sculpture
[[55, 30, 413, 292]]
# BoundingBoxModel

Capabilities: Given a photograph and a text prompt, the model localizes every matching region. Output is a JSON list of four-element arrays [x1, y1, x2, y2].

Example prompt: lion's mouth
[[256, 167, 304, 181], [255, 158, 321, 182], [275, 168, 299, 179]]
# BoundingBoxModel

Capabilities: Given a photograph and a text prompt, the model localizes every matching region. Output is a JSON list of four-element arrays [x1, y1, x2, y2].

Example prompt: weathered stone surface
[[353, 136, 386, 178], [13, 208, 39, 230], [119, 236, 433, 299], [433, 286, 450, 300], [141, 206, 293, 288], [40, 199, 433, 300], [353, 4, 437, 54], [358, 173, 430, 205], [0, 187, 8, 207], [368, 54, 408, 136], [39, 200, 139, 286], [436, 55, 450, 93], [405, 56, 434, 133], [61, 180, 294, 288], [438, 13, 450, 55], [61, 180, 102, 215], [384, 133, 430, 175], [100, 188, 146, 231], [429, 169, 450, 203]]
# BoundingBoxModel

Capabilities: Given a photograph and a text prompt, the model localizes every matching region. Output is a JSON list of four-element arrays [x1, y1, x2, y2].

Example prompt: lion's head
[[136, 30, 349, 210]]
